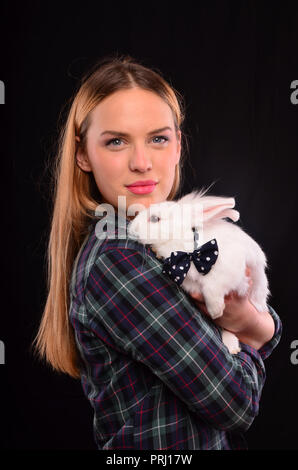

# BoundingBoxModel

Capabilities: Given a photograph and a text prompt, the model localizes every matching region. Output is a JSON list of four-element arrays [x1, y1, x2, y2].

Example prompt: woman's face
[[76, 87, 181, 216]]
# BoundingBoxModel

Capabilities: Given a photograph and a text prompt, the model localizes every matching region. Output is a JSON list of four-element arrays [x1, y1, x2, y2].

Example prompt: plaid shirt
[[69, 212, 282, 450]]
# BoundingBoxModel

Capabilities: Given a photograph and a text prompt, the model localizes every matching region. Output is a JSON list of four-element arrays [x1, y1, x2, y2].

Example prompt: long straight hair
[[33, 54, 188, 378]]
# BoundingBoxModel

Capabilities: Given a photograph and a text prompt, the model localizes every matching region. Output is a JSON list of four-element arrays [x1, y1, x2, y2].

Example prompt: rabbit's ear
[[201, 197, 240, 222]]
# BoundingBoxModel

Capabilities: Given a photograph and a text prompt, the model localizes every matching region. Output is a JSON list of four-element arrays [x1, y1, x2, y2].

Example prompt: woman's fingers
[[189, 292, 204, 302]]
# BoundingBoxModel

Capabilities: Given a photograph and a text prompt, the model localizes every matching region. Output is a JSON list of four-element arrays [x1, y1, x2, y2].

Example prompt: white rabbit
[[127, 189, 270, 355]]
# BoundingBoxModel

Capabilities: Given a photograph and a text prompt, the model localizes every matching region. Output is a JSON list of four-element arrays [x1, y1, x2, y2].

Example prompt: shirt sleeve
[[84, 244, 282, 433], [238, 304, 282, 363]]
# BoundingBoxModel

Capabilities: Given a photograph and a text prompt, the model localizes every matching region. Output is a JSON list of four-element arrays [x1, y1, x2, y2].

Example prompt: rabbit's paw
[[236, 278, 250, 297], [205, 299, 225, 319], [222, 330, 241, 354]]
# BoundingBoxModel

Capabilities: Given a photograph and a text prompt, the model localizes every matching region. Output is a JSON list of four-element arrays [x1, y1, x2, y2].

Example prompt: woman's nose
[[129, 144, 152, 172]]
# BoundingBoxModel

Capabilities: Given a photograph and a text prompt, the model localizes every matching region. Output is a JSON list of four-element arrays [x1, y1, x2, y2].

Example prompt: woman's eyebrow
[[100, 126, 173, 137]]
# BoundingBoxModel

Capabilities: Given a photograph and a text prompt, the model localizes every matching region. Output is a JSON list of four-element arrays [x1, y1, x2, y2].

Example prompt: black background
[[1, 0, 297, 450]]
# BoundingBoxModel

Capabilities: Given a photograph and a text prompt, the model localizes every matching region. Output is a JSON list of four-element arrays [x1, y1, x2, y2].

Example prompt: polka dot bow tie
[[162, 239, 219, 286]]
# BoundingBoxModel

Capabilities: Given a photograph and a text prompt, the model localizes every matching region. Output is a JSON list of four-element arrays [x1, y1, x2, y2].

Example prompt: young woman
[[34, 55, 282, 450]]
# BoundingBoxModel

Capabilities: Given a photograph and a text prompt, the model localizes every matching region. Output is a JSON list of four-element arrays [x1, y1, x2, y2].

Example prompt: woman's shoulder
[[69, 215, 159, 300], [88, 214, 150, 260]]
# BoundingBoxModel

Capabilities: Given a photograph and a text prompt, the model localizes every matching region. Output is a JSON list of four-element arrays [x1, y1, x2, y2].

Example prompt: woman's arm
[[84, 245, 282, 433]]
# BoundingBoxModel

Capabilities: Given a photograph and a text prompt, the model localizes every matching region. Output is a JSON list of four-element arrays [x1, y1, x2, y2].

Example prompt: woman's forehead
[[89, 88, 174, 130]]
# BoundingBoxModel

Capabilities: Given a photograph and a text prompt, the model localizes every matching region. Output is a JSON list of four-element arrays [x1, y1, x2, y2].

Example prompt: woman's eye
[[152, 135, 168, 144], [106, 138, 123, 147], [105, 135, 168, 147]]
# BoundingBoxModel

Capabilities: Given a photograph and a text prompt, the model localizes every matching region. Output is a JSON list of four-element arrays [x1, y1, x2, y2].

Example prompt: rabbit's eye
[[149, 215, 160, 223]]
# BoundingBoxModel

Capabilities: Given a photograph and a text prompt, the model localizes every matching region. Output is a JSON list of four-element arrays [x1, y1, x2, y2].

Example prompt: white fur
[[127, 189, 270, 354]]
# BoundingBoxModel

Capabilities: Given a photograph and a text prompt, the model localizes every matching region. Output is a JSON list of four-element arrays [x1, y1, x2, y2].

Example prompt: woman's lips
[[126, 183, 157, 194], [125, 180, 158, 194]]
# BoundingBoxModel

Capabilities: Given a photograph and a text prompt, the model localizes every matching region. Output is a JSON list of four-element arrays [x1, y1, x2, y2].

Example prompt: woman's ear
[[75, 136, 92, 172]]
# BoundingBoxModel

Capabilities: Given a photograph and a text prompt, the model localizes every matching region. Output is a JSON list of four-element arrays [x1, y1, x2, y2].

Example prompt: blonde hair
[[33, 54, 188, 378]]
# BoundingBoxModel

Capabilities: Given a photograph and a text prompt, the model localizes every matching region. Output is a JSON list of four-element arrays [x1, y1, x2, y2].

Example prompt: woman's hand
[[190, 268, 275, 350]]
